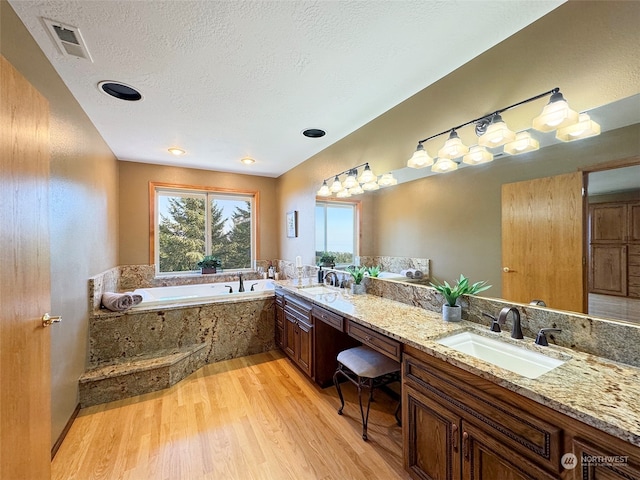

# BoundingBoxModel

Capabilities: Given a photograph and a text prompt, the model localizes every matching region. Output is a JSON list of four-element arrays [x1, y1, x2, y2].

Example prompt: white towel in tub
[[101, 292, 134, 312], [400, 269, 416, 278], [412, 270, 424, 279], [124, 292, 143, 305]]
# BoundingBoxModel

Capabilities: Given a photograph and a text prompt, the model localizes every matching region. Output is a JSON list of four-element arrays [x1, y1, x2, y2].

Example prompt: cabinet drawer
[[312, 305, 343, 331], [628, 244, 640, 256], [403, 351, 562, 474], [275, 289, 284, 306], [628, 265, 640, 277], [629, 284, 640, 298], [284, 294, 312, 317], [347, 320, 401, 361]]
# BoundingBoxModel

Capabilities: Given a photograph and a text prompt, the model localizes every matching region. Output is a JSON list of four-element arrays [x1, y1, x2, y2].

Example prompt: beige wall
[[278, 1, 640, 295], [1, 1, 119, 447], [118, 162, 279, 265]]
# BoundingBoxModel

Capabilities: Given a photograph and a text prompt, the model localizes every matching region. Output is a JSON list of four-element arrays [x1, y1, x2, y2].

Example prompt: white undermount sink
[[299, 286, 337, 295], [437, 331, 568, 379]]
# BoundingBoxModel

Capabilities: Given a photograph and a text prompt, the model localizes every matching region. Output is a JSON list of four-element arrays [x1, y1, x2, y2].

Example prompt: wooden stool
[[333, 345, 401, 441]]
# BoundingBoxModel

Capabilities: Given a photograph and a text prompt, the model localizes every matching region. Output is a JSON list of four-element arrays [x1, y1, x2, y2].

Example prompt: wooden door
[[284, 312, 296, 359], [589, 245, 627, 296], [0, 56, 52, 479], [403, 385, 461, 480], [502, 172, 585, 313]]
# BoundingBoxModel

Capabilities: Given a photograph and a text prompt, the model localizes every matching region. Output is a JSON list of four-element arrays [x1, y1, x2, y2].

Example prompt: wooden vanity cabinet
[[402, 345, 640, 480], [282, 293, 313, 378], [275, 289, 285, 349]]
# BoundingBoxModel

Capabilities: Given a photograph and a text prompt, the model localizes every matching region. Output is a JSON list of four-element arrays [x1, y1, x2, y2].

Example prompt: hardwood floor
[[53, 350, 409, 480], [589, 293, 640, 324]]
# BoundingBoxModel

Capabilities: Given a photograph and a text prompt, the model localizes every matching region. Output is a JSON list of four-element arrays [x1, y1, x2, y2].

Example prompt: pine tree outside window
[[153, 185, 256, 275]]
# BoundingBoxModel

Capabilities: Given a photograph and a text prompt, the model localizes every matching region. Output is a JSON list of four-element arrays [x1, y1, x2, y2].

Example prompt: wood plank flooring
[[52, 350, 409, 480], [589, 293, 640, 324]]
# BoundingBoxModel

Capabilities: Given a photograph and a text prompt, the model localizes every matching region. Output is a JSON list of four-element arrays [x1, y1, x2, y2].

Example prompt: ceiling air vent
[[42, 18, 93, 62]]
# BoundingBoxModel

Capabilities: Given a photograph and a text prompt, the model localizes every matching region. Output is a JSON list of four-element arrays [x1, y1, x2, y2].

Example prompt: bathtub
[[132, 279, 276, 308]]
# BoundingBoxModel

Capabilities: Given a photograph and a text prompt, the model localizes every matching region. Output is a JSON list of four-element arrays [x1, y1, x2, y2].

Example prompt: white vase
[[351, 283, 366, 295], [442, 304, 462, 322]]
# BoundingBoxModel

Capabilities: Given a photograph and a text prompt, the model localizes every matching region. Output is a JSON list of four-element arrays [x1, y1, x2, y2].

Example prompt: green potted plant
[[366, 265, 381, 277], [318, 252, 336, 268], [347, 266, 367, 294], [430, 274, 491, 322], [197, 255, 222, 274]]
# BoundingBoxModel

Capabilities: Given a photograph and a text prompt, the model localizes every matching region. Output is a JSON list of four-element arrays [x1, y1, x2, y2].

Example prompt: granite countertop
[[277, 281, 640, 447]]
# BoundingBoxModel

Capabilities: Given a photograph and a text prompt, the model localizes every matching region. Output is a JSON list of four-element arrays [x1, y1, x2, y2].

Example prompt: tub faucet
[[238, 273, 245, 293], [497, 306, 524, 339], [250, 283, 257, 291], [224, 285, 233, 294]]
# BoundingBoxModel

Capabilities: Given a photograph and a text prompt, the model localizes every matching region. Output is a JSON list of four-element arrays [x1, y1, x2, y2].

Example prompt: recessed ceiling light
[[302, 128, 326, 138], [168, 147, 185, 156], [240, 157, 256, 165], [98, 81, 142, 101]]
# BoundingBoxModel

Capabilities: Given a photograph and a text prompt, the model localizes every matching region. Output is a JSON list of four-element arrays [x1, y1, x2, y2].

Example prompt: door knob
[[503, 267, 511, 273], [42, 313, 62, 327]]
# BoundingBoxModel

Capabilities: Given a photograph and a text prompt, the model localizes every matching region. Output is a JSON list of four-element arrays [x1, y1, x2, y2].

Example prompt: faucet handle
[[482, 312, 500, 332], [535, 328, 561, 346]]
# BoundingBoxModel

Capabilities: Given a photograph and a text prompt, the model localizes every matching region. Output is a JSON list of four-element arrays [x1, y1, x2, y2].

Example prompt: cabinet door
[[628, 202, 640, 243], [589, 245, 627, 295], [573, 437, 640, 480], [284, 313, 296, 359], [296, 318, 313, 378], [404, 385, 461, 480], [275, 306, 285, 348], [461, 422, 557, 480], [590, 204, 627, 243]]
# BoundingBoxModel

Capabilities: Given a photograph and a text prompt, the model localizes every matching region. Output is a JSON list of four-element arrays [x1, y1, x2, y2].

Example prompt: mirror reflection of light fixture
[[438, 130, 469, 159], [504, 131, 540, 155], [478, 113, 516, 147], [555, 113, 601, 141], [329, 175, 343, 192], [316, 162, 395, 198], [462, 145, 493, 165], [431, 157, 458, 173], [407, 143, 434, 168], [240, 156, 255, 165], [317, 180, 331, 197], [168, 147, 186, 156]]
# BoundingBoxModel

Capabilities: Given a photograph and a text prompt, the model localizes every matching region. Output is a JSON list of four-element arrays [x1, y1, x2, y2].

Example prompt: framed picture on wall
[[286, 210, 298, 238]]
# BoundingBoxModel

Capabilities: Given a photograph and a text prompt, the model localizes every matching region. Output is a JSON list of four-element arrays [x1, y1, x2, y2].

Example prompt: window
[[152, 184, 256, 274], [315, 200, 359, 265]]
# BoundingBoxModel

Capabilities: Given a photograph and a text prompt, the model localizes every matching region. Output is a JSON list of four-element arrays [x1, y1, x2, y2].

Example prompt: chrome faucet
[[497, 306, 524, 339], [238, 273, 245, 293]]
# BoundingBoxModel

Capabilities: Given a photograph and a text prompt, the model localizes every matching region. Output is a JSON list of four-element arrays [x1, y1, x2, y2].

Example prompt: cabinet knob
[[451, 424, 459, 452], [462, 431, 469, 459]]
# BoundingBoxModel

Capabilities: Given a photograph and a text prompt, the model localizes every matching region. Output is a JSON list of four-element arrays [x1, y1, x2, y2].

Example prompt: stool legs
[[333, 363, 377, 441], [333, 367, 346, 416]]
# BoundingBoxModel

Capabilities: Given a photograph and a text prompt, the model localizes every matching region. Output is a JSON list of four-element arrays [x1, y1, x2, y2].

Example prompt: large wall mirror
[[366, 94, 640, 325]]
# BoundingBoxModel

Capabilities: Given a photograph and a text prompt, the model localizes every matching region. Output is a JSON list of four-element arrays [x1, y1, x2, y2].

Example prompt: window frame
[[149, 182, 260, 275], [315, 198, 361, 266]]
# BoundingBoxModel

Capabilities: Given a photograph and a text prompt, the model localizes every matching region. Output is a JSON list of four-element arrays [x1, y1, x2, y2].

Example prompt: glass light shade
[[168, 147, 185, 156], [362, 181, 380, 191], [342, 170, 359, 189], [555, 113, 601, 141], [478, 114, 516, 147], [240, 156, 255, 165], [504, 131, 540, 155], [407, 144, 433, 168], [437, 130, 469, 159], [532, 94, 579, 132], [431, 157, 458, 173], [317, 181, 331, 197], [348, 184, 364, 195], [336, 189, 351, 198], [358, 164, 376, 183], [329, 176, 343, 192], [378, 173, 397, 187], [462, 145, 493, 165]]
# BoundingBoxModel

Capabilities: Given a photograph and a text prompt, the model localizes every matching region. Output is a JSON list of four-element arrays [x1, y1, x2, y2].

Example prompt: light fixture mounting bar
[[417, 87, 559, 145], [321, 162, 371, 183]]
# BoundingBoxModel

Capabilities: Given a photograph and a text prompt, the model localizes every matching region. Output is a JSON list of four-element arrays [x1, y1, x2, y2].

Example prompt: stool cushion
[[337, 346, 400, 378]]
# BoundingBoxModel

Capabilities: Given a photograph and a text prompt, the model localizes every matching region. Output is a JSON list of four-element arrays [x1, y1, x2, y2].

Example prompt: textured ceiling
[[9, 0, 564, 177]]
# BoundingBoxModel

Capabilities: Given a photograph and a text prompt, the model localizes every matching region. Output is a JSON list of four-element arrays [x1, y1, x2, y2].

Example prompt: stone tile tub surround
[[366, 277, 640, 368]]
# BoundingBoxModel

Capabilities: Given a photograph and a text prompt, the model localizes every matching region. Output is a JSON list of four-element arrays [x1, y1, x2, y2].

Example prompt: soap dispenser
[[318, 266, 324, 283]]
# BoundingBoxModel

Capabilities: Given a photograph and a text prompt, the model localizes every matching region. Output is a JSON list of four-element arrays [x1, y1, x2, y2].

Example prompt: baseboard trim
[[51, 403, 81, 459]]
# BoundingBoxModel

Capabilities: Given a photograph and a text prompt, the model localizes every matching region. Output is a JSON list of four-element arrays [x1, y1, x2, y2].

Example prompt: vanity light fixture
[[168, 147, 186, 156], [504, 132, 540, 155], [555, 113, 601, 141], [316, 162, 397, 197], [409, 87, 596, 174]]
